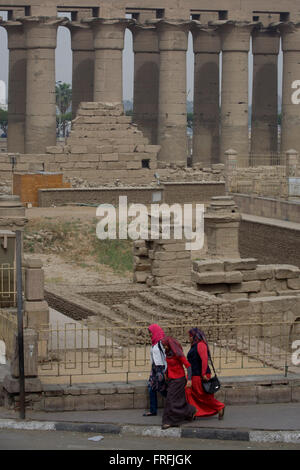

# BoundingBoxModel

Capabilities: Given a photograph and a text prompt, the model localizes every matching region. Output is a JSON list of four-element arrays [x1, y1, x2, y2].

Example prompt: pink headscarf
[[148, 324, 165, 346]]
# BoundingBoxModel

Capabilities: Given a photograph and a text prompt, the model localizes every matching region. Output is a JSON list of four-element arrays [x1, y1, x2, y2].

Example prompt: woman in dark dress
[[143, 323, 167, 417], [185, 328, 225, 419], [161, 336, 196, 430]]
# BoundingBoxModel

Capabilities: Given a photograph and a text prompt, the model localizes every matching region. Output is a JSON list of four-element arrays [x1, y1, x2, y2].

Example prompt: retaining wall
[[1, 376, 299, 411]]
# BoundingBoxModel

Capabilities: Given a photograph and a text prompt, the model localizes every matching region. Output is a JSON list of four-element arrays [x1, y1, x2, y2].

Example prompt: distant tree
[[0, 109, 8, 137], [56, 82, 72, 137], [187, 112, 193, 129], [278, 113, 282, 126]]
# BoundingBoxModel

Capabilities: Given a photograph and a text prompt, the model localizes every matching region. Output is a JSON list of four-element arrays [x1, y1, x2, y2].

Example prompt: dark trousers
[[148, 385, 167, 414]]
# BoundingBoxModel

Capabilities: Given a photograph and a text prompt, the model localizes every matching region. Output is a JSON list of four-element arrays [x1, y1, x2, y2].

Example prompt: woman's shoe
[[161, 424, 171, 430], [218, 407, 225, 420], [143, 412, 157, 416]]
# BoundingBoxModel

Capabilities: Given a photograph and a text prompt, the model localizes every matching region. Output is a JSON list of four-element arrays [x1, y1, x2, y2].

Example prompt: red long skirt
[[185, 375, 225, 417]]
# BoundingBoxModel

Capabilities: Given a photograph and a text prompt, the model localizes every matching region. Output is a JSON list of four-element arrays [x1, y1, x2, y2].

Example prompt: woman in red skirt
[[185, 328, 225, 420], [161, 336, 196, 429]]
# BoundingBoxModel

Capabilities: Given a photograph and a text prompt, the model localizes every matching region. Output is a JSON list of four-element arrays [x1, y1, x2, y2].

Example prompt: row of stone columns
[[2, 17, 300, 166]]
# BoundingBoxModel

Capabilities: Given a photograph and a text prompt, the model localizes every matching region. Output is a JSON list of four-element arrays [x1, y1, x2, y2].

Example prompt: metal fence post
[[16, 230, 25, 420]]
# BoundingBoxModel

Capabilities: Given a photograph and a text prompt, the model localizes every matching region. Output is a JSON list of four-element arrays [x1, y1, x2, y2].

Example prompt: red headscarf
[[161, 336, 184, 357], [148, 324, 165, 346]]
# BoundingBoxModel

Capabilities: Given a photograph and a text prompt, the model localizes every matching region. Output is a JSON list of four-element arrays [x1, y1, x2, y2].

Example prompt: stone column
[[192, 25, 220, 166], [4, 22, 26, 154], [68, 22, 94, 119], [280, 23, 300, 154], [87, 18, 130, 103], [130, 24, 159, 144], [219, 22, 253, 162], [251, 28, 280, 157], [204, 196, 241, 259], [20, 17, 64, 154], [224, 148, 238, 193], [154, 20, 190, 167]]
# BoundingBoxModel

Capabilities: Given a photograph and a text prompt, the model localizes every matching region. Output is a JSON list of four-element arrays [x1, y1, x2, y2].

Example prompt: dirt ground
[[25, 206, 132, 287]]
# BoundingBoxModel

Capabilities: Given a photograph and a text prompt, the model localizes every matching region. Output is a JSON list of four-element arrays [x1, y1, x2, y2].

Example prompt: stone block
[[264, 279, 287, 292], [287, 278, 300, 290], [104, 393, 134, 409], [274, 265, 300, 279], [133, 272, 149, 283], [154, 251, 179, 261], [145, 145, 160, 154], [127, 161, 141, 170], [79, 102, 100, 110], [69, 145, 88, 154], [192, 260, 224, 273], [224, 386, 257, 405], [218, 293, 248, 300], [152, 267, 177, 277], [23, 300, 49, 329], [43, 384, 64, 396], [73, 395, 105, 411], [133, 392, 148, 409], [249, 291, 277, 298], [44, 396, 66, 411], [3, 375, 42, 394], [191, 271, 242, 284], [98, 384, 117, 395], [224, 258, 258, 271], [25, 267, 44, 301], [242, 266, 273, 281], [230, 281, 261, 293], [195, 283, 229, 294], [101, 153, 119, 162], [46, 146, 63, 154], [115, 383, 135, 394], [161, 244, 189, 253], [257, 385, 291, 404]]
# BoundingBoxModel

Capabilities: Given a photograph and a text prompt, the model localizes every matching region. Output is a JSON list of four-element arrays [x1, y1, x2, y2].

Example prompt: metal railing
[[0, 264, 17, 308], [0, 264, 25, 308], [36, 318, 300, 385], [0, 308, 17, 360]]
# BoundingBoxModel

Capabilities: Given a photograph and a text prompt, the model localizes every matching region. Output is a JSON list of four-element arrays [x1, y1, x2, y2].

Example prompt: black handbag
[[201, 354, 221, 394]]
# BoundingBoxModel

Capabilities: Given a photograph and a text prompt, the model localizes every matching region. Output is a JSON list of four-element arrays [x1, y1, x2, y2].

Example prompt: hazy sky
[[0, 12, 282, 104]]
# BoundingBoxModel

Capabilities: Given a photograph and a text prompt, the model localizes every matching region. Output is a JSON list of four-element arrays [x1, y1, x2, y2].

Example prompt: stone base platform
[[1, 374, 299, 412]]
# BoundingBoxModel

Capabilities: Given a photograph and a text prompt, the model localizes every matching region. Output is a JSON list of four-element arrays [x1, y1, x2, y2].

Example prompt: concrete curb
[[1, 418, 300, 443]]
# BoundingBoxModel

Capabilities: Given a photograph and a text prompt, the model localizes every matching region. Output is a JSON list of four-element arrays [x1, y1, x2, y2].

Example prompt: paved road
[[0, 429, 299, 451]]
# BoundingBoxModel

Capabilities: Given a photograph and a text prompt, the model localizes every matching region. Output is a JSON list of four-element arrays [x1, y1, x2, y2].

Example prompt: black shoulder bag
[[201, 351, 221, 395]]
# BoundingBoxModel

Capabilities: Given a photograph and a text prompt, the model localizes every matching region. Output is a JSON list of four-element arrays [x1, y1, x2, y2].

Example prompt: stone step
[[127, 296, 189, 323], [151, 286, 209, 307], [138, 291, 194, 316], [111, 303, 152, 325]]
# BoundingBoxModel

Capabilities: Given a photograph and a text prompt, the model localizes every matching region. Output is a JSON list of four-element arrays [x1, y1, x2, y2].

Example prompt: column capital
[[129, 23, 159, 53], [146, 19, 191, 51], [216, 20, 256, 52], [18, 16, 66, 48], [2, 21, 26, 49], [191, 24, 221, 54], [252, 27, 280, 55], [67, 21, 94, 51], [278, 22, 300, 51], [83, 17, 132, 50]]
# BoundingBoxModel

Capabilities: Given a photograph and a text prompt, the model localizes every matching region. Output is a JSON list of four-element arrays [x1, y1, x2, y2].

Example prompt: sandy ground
[[38, 253, 132, 287], [25, 206, 132, 287]]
